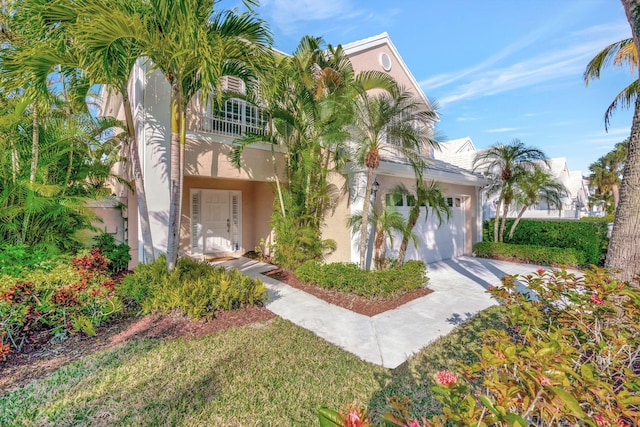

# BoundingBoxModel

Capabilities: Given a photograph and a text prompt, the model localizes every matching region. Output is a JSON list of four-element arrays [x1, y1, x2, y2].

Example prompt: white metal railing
[[194, 98, 266, 137]]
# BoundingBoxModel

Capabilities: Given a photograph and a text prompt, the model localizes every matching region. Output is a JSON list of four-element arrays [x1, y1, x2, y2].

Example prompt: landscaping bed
[[263, 268, 431, 317]]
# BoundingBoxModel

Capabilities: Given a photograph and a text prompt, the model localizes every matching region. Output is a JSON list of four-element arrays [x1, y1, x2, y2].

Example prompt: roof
[[436, 137, 477, 155], [344, 157, 489, 187], [342, 32, 432, 108]]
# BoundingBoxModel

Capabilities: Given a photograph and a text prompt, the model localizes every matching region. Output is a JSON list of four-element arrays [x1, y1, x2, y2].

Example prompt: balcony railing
[[194, 98, 266, 137]]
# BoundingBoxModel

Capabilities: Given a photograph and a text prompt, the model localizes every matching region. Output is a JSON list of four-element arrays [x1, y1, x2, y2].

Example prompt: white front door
[[191, 189, 241, 255]]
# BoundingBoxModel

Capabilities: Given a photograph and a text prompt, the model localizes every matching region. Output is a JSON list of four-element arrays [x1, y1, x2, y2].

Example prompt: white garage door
[[389, 195, 466, 263]]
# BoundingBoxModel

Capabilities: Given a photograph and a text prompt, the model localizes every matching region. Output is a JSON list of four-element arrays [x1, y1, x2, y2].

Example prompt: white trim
[[189, 188, 242, 255], [343, 161, 490, 187], [342, 33, 434, 111], [186, 131, 286, 153]]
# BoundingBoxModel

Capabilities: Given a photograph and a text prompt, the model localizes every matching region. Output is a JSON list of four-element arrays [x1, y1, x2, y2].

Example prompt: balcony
[[193, 98, 266, 137]]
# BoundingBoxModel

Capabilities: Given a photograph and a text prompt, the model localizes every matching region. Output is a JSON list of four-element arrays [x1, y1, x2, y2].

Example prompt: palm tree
[[17, 0, 158, 262], [391, 181, 451, 266], [78, 0, 272, 270], [348, 206, 411, 270], [584, 38, 638, 129], [507, 168, 567, 240], [588, 0, 640, 281], [351, 88, 439, 269], [473, 140, 547, 243]]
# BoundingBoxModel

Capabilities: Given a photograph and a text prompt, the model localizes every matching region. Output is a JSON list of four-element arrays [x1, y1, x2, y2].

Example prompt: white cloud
[[456, 115, 481, 122], [261, 0, 372, 35], [484, 127, 518, 133], [422, 20, 632, 106]]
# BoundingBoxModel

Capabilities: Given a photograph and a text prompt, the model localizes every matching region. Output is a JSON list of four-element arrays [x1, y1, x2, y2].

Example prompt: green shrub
[[580, 214, 614, 223], [92, 232, 131, 273], [483, 219, 608, 265], [118, 255, 268, 319], [474, 241, 586, 267], [0, 249, 121, 358], [296, 260, 428, 299], [0, 244, 67, 277], [327, 269, 640, 426]]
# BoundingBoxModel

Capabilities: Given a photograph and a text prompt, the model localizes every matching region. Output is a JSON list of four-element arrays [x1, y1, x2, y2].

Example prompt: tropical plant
[[350, 88, 439, 269], [473, 140, 547, 243], [587, 0, 640, 280], [73, 0, 272, 271], [507, 168, 567, 240], [232, 36, 397, 269], [584, 37, 638, 129], [21, 0, 161, 263], [349, 205, 412, 270], [588, 139, 628, 213], [391, 181, 451, 266]]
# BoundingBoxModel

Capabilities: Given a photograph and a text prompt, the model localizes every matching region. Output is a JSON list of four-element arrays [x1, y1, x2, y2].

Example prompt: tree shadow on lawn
[[366, 306, 509, 422]]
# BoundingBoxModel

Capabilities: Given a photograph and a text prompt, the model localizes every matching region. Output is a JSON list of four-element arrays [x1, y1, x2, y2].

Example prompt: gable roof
[[342, 32, 432, 107], [437, 137, 477, 155]]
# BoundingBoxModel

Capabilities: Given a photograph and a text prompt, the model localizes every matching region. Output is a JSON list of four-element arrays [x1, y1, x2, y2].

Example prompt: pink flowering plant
[[320, 267, 640, 426], [425, 267, 640, 425]]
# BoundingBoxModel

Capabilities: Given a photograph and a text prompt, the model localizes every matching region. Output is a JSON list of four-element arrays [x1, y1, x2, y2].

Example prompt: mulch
[[263, 268, 432, 317], [1, 262, 432, 391]]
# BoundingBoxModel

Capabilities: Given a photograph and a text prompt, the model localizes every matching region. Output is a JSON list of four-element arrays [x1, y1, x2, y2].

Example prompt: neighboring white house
[[96, 33, 490, 268], [433, 138, 590, 220]]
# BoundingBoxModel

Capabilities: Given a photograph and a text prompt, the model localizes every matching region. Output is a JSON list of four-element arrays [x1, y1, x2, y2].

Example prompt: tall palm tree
[[607, 0, 640, 281], [79, 0, 272, 270], [584, 38, 638, 129], [391, 181, 451, 266], [348, 206, 411, 270], [18, 0, 157, 262], [507, 168, 567, 240], [473, 140, 547, 243], [351, 88, 439, 269]]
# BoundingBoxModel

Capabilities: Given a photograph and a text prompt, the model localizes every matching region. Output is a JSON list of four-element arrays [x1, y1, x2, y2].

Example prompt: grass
[[0, 308, 507, 426]]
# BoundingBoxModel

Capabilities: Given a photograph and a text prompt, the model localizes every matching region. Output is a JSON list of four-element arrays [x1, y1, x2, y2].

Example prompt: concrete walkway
[[216, 256, 571, 369]]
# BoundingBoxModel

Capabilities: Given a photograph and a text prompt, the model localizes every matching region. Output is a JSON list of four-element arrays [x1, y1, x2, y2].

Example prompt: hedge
[[474, 241, 587, 267], [483, 219, 608, 265], [295, 260, 428, 299]]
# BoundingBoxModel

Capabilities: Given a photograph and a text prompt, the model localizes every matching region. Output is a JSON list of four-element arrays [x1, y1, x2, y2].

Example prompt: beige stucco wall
[[347, 44, 421, 99], [180, 176, 274, 257], [322, 172, 352, 264], [184, 136, 286, 183]]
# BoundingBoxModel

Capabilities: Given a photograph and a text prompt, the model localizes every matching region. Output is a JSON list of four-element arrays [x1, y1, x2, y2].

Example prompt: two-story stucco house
[[98, 33, 489, 268]]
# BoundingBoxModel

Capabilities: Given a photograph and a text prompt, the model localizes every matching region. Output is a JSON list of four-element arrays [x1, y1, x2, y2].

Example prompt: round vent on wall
[[379, 52, 392, 72]]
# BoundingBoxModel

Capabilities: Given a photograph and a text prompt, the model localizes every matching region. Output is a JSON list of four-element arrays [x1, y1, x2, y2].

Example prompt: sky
[[227, 0, 634, 174]]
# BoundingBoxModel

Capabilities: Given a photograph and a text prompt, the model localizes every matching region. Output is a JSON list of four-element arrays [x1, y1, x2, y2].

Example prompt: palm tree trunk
[[508, 206, 529, 241], [358, 167, 374, 269], [373, 228, 385, 270], [397, 206, 419, 266], [166, 83, 182, 271], [493, 198, 501, 242], [21, 103, 39, 244], [269, 117, 286, 218], [611, 182, 620, 208], [10, 140, 18, 184], [499, 200, 510, 242], [607, 0, 640, 281], [122, 91, 155, 263]]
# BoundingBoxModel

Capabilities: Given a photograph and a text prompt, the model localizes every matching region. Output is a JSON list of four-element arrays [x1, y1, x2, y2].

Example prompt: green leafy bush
[[92, 232, 131, 273], [118, 255, 267, 319], [0, 249, 121, 358], [474, 241, 587, 267], [296, 260, 428, 299], [325, 268, 640, 426], [483, 219, 608, 265], [0, 244, 67, 277]]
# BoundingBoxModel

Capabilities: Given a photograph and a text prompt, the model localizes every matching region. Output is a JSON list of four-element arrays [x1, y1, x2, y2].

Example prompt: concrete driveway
[[218, 256, 574, 369]]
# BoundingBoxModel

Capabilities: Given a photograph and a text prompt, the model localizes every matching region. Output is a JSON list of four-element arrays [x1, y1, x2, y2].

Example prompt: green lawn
[[0, 308, 506, 426]]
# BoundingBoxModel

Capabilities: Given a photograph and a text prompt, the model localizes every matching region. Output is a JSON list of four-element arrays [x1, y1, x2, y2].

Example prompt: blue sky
[[231, 0, 634, 173]]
